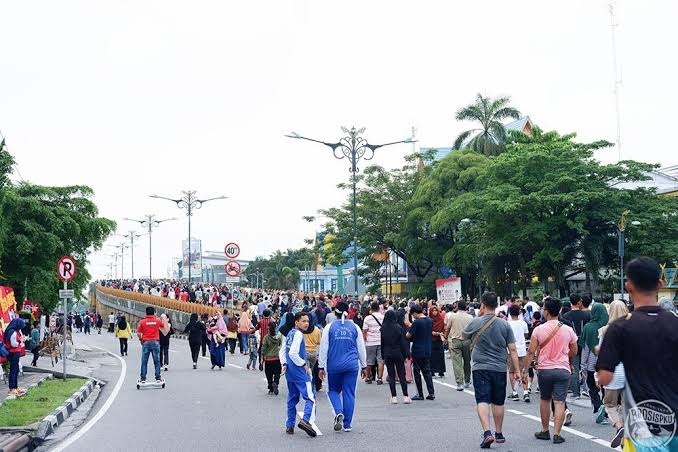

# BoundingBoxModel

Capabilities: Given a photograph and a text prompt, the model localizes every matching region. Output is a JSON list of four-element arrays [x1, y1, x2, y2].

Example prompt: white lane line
[[228, 363, 243, 369], [435, 380, 613, 449], [432, 379, 475, 395], [297, 412, 323, 436], [51, 346, 126, 452]]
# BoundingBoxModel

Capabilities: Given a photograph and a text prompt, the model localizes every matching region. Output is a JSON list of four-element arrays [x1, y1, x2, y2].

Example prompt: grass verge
[[0, 378, 87, 427]]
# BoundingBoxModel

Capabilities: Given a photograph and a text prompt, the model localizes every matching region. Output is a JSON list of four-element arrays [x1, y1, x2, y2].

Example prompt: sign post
[[57, 255, 77, 379]]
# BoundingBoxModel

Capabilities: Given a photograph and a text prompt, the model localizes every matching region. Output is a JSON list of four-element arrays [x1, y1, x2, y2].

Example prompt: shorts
[[365, 345, 383, 365], [472, 370, 507, 406], [509, 356, 527, 374], [537, 368, 570, 402]]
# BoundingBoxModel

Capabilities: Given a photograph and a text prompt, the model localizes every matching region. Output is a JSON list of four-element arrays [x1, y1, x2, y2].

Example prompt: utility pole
[[123, 231, 142, 279], [609, 3, 623, 161]]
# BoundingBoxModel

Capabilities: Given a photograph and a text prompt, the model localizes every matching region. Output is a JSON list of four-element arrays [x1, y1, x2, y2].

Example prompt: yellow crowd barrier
[[97, 285, 221, 317]]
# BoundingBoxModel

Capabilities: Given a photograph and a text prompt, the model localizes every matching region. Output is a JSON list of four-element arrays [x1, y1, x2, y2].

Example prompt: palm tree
[[453, 94, 521, 156]]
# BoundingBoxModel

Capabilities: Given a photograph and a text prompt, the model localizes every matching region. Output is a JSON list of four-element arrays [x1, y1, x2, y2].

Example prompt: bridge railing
[[95, 285, 222, 330]]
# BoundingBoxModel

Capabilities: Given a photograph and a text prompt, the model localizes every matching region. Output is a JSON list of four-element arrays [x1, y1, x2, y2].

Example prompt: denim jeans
[[569, 352, 582, 396], [140, 340, 161, 380], [8, 352, 20, 390], [240, 333, 250, 353]]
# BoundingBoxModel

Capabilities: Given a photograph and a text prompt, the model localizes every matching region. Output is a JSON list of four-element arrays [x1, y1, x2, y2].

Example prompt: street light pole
[[150, 191, 227, 283], [125, 215, 176, 280], [289, 127, 415, 296], [123, 231, 142, 279]]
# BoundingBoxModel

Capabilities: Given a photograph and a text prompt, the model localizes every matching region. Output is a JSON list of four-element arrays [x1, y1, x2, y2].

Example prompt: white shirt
[[508, 318, 529, 357], [108, 314, 115, 323]]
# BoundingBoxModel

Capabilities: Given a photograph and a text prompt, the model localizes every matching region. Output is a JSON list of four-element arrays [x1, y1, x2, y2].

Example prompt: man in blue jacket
[[318, 302, 367, 432], [279, 311, 317, 437]]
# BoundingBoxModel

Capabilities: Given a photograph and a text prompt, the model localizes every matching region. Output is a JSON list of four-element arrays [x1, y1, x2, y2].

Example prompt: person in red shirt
[[137, 307, 169, 383]]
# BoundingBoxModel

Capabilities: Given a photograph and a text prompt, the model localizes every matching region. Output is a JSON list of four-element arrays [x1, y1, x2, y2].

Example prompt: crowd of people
[[3, 257, 671, 449]]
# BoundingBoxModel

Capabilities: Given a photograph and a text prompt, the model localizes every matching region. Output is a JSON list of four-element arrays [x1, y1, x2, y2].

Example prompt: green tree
[[453, 94, 521, 156], [0, 142, 114, 312]]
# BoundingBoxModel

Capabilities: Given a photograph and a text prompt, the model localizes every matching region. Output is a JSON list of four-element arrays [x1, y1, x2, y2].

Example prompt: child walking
[[246, 327, 259, 370], [261, 322, 282, 395]]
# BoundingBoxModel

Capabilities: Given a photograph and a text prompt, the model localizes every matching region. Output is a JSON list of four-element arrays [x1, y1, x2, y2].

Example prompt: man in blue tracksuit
[[318, 301, 367, 432], [279, 311, 317, 437]]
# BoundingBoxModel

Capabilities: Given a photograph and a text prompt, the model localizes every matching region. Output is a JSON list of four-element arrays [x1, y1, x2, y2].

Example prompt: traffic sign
[[56, 256, 77, 282], [224, 242, 240, 259], [224, 260, 241, 277], [59, 289, 75, 299]]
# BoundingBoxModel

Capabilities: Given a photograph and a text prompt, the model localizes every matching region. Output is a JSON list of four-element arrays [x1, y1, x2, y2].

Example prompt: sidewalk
[[0, 372, 51, 405]]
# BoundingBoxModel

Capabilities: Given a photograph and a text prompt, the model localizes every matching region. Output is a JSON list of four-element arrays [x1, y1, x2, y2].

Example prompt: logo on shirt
[[626, 399, 676, 448]]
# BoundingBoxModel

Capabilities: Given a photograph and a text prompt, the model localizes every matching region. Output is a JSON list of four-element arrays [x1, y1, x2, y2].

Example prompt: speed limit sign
[[224, 242, 240, 259]]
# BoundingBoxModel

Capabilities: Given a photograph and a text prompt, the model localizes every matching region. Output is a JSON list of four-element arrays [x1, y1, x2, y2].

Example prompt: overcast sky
[[1, 1, 675, 280]]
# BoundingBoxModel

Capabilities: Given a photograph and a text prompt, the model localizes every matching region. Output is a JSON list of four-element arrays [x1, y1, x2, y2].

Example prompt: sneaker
[[376, 379, 383, 385], [390, 397, 398, 404], [163, 366, 168, 371], [192, 363, 197, 369], [411, 394, 424, 401], [510, 392, 519, 401], [334, 413, 344, 431], [581, 389, 590, 398], [343, 427, 352, 432], [140, 380, 146, 384], [480, 432, 495, 449], [553, 434, 565, 444], [564, 409, 573, 426], [464, 382, 471, 389], [246, 363, 250, 370], [403, 396, 412, 404], [524, 393, 531, 403], [456, 386, 464, 391], [298, 419, 317, 437], [535, 430, 551, 440], [365, 379, 373, 384], [610, 427, 624, 448], [155, 379, 163, 384], [272, 383, 279, 395], [495, 432, 506, 444], [285, 427, 294, 435], [426, 394, 435, 400], [267, 390, 274, 395], [595, 405, 607, 424]]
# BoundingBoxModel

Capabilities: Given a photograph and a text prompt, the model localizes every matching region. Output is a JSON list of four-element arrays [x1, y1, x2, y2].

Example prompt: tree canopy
[[453, 94, 521, 156], [0, 140, 115, 313]]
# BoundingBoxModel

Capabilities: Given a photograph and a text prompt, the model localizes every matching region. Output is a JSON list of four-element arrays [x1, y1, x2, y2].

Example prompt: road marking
[[50, 346, 126, 452], [228, 363, 243, 369], [297, 412, 323, 436], [434, 380, 614, 449]]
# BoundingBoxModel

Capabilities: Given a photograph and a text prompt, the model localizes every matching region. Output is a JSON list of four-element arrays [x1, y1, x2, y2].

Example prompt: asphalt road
[[50, 332, 618, 452]]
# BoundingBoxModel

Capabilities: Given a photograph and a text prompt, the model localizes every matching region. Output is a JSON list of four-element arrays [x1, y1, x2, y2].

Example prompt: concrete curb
[[34, 379, 97, 442]]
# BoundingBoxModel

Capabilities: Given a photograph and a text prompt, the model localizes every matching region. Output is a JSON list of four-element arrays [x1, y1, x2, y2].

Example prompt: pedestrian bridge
[[91, 284, 221, 330]]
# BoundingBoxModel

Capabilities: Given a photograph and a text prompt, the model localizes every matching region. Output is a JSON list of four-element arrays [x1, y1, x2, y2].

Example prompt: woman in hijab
[[597, 300, 628, 447], [184, 313, 207, 369], [207, 314, 228, 370], [429, 305, 447, 377], [380, 310, 411, 404], [3, 318, 26, 396], [579, 303, 609, 417], [114, 316, 132, 356]]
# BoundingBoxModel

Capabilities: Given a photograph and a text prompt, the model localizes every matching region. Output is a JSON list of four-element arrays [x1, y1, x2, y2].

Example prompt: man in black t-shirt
[[597, 257, 678, 451], [562, 293, 590, 398]]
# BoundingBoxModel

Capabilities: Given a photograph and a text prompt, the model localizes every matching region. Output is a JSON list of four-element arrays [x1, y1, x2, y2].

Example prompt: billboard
[[436, 277, 462, 304], [0, 286, 17, 330], [182, 238, 202, 271]]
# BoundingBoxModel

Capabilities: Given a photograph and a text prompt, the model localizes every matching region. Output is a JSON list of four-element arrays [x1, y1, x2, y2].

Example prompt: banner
[[435, 277, 462, 304], [0, 286, 17, 330], [182, 238, 202, 270]]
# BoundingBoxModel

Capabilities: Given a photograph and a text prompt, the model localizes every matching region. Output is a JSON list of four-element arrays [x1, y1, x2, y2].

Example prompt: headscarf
[[380, 309, 403, 347], [4, 318, 25, 344], [599, 300, 628, 337], [659, 297, 676, 313], [579, 303, 609, 353], [429, 306, 445, 334], [117, 316, 127, 331]]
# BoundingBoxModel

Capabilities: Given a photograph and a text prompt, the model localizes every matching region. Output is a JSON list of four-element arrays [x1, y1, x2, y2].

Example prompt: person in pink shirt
[[527, 297, 578, 445]]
